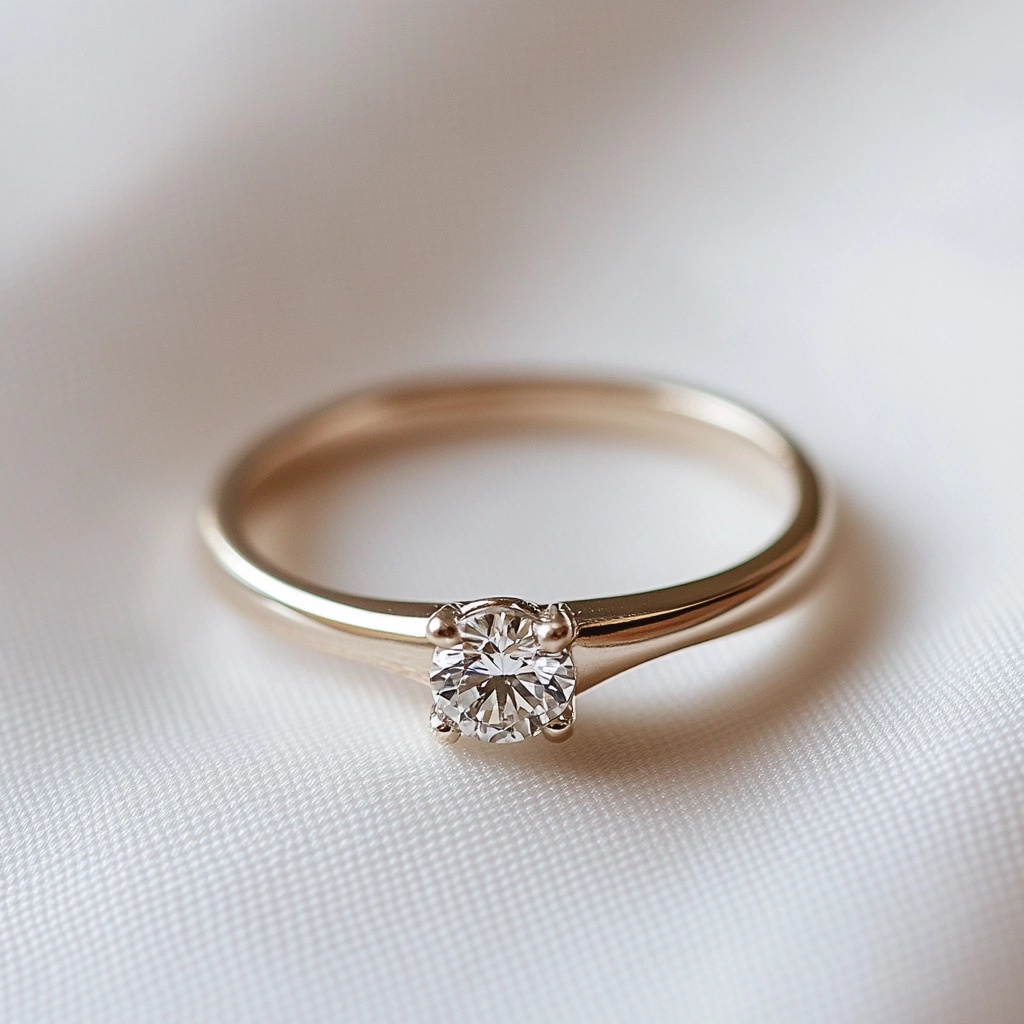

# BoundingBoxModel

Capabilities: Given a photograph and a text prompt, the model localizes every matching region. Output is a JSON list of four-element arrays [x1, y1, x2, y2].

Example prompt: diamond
[[430, 601, 576, 743]]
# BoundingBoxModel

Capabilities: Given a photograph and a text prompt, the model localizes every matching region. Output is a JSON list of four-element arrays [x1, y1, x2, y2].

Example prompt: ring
[[199, 375, 831, 745]]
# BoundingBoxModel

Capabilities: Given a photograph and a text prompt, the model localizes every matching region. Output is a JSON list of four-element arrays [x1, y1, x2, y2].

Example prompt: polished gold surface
[[199, 375, 831, 692]]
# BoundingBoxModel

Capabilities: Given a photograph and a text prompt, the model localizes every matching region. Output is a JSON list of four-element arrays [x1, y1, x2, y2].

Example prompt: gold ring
[[199, 375, 831, 745]]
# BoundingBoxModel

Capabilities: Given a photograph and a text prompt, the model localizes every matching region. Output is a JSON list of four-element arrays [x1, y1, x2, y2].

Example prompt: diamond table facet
[[430, 603, 576, 743]]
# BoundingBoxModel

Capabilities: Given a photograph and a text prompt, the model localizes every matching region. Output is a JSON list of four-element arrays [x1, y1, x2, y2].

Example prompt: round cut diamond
[[430, 603, 575, 743]]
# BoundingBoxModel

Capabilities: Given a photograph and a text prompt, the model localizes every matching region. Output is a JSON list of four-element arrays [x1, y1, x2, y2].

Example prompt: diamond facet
[[430, 601, 576, 743]]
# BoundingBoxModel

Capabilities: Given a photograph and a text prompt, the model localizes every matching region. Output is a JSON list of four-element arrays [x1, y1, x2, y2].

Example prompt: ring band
[[199, 375, 831, 745]]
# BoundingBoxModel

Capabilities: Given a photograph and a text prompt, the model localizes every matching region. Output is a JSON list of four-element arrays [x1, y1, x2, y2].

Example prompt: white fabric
[[3, 1, 1023, 1021]]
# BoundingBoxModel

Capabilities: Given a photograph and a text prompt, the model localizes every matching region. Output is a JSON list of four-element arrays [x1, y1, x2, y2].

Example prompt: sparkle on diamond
[[430, 606, 575, 743]]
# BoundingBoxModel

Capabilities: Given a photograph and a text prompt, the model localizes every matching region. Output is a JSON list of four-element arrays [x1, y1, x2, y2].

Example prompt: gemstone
[[430, 602, 575, 743]]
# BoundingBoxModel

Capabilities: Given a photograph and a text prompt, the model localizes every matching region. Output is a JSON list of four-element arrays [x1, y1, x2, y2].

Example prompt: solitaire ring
[[200, 375, 831, 745]]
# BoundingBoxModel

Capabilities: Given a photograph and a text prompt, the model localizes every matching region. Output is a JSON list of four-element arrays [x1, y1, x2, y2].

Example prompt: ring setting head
[[428, 599, 577, 744]]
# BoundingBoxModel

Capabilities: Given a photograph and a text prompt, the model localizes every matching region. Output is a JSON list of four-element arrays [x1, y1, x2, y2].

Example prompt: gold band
[[199, 375, 830, 694]]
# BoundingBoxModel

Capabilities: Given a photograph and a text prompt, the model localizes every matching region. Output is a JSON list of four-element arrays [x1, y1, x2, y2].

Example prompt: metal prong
[[542, 700, 575, 743], [426, 605, 460, 648], [429, 708, 460, 744], [534, 603, 575, 653]]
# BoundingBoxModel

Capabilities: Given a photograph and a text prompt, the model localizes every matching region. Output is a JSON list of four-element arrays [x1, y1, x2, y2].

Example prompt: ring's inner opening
[[244, 418, 798, 604]]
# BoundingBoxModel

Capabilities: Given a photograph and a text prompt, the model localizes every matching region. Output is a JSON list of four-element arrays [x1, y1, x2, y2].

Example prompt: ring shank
[[200, 376, 829, 688]]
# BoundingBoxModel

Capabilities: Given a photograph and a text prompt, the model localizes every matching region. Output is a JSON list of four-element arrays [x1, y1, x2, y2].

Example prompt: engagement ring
[[200, 375, 830, 745]]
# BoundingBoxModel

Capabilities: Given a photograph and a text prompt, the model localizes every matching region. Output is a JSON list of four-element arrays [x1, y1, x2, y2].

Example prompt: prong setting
[[429, 708, 460, 744], [429, 598, 577, 744], [542, 699, 575, 742], [426, 604, 461, 648], [534, 603, 576, 653]]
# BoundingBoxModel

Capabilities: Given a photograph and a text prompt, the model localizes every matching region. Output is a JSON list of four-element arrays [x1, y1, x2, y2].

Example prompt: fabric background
[[2, 1, 1023, 1021]]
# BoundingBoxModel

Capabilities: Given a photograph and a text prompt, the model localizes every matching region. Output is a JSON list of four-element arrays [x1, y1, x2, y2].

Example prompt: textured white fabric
[[2, 1, 1023, 1021]]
